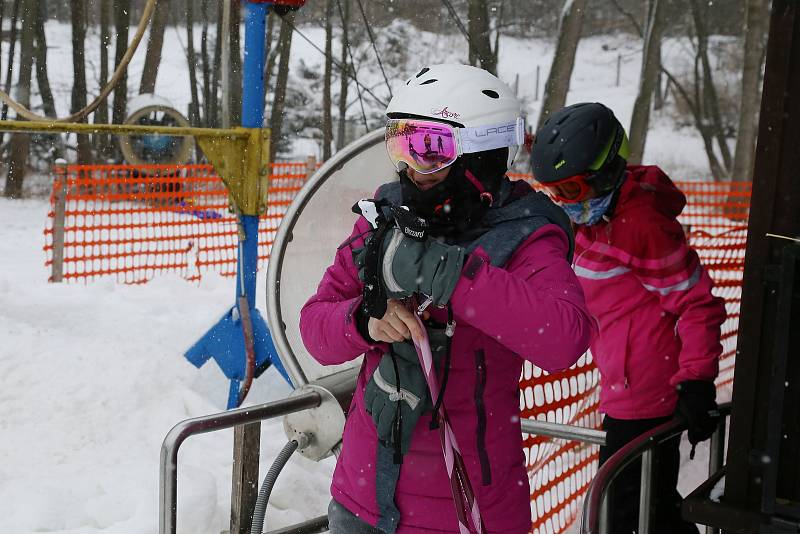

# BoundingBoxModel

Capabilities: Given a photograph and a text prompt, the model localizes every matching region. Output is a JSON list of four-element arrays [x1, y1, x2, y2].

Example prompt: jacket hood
[[617, 165, 686, 219]]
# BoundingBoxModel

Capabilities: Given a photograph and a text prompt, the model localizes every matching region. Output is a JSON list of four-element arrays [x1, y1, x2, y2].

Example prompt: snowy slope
[[0, 198, 335, 533]]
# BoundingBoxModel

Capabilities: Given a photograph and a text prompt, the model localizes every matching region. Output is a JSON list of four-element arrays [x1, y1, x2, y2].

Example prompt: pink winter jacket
[[300, 199, 596, 533], [574, 165, 726, 420]]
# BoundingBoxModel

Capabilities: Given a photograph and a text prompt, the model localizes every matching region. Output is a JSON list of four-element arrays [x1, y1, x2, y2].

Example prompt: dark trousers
[[599, 415, 700, 534]]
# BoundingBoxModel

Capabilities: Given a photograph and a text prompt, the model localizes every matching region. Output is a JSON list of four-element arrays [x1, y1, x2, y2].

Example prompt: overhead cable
[[280, 17, 388, 108], [355, 0, 393, 99], [440, 0, 484, 63], [335, 0, 370, 131]]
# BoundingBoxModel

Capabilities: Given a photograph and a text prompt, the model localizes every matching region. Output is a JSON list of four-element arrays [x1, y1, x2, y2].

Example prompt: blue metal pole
[[238, 1, 269, 305], [185, 1, 290, 410]]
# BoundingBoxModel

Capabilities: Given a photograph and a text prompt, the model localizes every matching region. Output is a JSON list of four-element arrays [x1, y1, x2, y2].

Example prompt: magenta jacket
[[574, 165, 726, 420], [300, 185, 596, 533]]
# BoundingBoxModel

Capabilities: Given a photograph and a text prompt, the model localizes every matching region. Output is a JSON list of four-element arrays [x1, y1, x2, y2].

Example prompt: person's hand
[[380, 228, 465, 306], [674, 380, 719, 446], [367, 299, 425, 344]]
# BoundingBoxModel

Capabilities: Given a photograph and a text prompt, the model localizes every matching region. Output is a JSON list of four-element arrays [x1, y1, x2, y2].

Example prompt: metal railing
[[158, 385, 607, 534], [164, 387, 737, 534], [521, 417, 607, 445], [159, 392, 322, 534], [580, 402, 732, 534]]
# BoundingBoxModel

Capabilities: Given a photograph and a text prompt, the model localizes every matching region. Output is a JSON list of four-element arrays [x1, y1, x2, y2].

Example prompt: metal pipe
[[0, 118, 249, 137], [520, 418, 606, 445], [264, 515, 329, 534], [159, 391, 321, 534], [705, 419, 727, 534], [581, 419, 685, 533], [580, 403, 731, 534], [599, 492, 609, 534], [709, 418, 726, 479], [638, 448, 655, 534]]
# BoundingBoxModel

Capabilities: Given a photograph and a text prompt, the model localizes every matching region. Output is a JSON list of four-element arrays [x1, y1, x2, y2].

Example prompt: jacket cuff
[[354, 302, 376, 344], [676, 380, 716, 398]]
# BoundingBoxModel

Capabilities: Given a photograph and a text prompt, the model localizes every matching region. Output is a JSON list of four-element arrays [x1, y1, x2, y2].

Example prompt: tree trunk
[[201, 0, 211, 127], [138, 0, 170, 94], [185, 0, 201, 126], [689, 0, 732, 173], [264, 11, 279, 101], [4, 0, 35, 198], [33, 0, 64, 159], [731, 0, 769, 182], [537, 0, 588, 129], [627, 0, 667, 165], [34, 0, 56, 117], [336, 0, 349, 150], [1, 0, 21, 146], [322, 0, 333, 160], [0, 2, 5, 80], [654, 66, 664, 110], [112, 0, 131, 128], [269, 11, 294, 162], [229, 0, 242, 126], [95, 0, 112, 157], [71, 0, 92, 164], [210, 2, 223, 128], [467, 0, 497, 75]]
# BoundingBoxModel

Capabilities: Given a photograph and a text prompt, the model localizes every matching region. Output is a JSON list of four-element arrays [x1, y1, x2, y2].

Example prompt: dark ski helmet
[[530, 102, 629, 201]]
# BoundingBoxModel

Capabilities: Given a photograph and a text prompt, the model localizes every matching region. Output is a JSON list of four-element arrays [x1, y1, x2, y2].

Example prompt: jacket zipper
[[474, 349, 491, 486]]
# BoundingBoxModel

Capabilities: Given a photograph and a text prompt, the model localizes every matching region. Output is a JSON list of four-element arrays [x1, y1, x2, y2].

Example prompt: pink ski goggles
[[385, 117, 525, 175]]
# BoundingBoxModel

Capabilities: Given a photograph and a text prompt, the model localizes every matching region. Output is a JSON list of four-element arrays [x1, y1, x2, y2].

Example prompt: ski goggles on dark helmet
[[385, 117, 525, 175], [542, 172, 596, 203], [536, 118, 629, 203], [541, 154, 627, 204]]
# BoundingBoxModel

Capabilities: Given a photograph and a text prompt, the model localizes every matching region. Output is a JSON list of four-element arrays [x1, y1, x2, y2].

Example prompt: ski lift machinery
[[267, 129, 396, 461]]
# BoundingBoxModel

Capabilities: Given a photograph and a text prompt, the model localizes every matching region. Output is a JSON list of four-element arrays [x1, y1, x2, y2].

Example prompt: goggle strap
[[458, 117, 525, 155], [464, 169, 485, 194]]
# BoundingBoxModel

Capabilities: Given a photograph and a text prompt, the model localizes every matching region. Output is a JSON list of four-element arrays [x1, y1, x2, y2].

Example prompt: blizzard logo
[[432, 107, 460, 119], [473, 123, 516, 137], [403, 226, 425, 239]]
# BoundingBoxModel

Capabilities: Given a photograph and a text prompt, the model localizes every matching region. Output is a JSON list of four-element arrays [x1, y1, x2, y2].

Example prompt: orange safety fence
[[44, 166, 751, 533], [44, 162, 312, 283]]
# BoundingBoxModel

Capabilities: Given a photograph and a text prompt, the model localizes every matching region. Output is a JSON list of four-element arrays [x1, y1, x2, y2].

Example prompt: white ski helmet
[[386, 64, 524, 169]]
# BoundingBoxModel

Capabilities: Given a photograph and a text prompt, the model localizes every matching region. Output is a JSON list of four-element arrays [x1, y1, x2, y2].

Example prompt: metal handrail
[[159, 392, 322, 534], [580, 402, 732, 534], [521, 418, 606, 446]]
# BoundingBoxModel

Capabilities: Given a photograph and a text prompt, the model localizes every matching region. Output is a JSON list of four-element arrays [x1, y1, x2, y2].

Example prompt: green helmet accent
[[588, 130, 629, 171]]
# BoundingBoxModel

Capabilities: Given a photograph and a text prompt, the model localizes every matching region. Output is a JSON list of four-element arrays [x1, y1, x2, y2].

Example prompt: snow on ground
[[0, 16, 730, 534], [0, 198, 335, 533]]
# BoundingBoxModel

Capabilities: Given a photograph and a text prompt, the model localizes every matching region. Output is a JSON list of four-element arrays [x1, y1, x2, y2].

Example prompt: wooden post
[[534, 65, 541, 101], [305, 154, 317, 179], [616, 54, 622, 87], [229, 422, 261, 534], [51, 162, 68, 283]]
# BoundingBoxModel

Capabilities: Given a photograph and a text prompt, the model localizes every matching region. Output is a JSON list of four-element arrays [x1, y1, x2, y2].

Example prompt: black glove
[[674, 380, 719, 454]]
